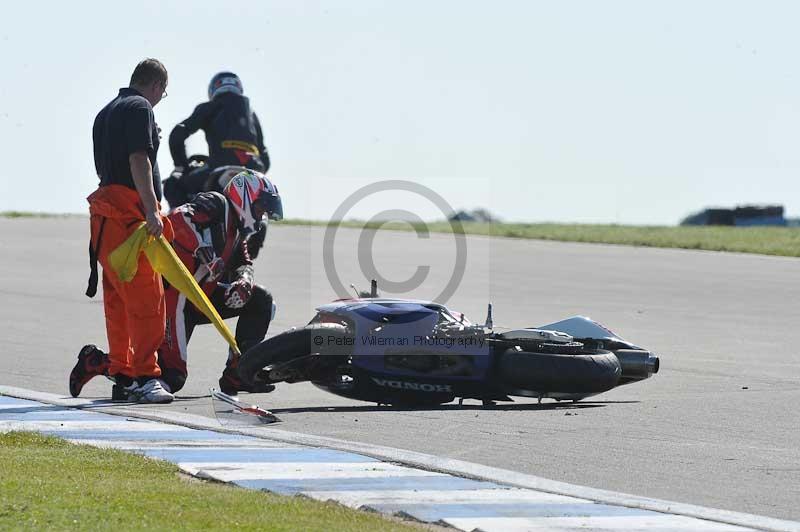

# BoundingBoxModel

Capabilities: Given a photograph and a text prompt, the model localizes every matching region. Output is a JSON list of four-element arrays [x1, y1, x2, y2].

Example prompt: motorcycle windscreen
[[210, 388, 280, 426], [536, 316, 625, 342]]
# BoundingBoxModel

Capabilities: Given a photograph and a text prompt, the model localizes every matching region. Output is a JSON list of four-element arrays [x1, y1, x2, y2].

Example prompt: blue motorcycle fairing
[[321, 300, 491, 381]]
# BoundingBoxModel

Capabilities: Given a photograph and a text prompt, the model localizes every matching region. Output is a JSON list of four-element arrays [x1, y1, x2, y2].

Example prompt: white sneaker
[[133, 378, 174, 404], [158, 379, 172, 393]]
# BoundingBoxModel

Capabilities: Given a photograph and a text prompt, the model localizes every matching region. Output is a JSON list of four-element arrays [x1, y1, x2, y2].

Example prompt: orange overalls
[[87, 185, 173, 379]]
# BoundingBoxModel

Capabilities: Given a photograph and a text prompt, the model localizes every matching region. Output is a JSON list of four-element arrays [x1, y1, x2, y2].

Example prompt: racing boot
[[219, 354, 275, 396], [69, 345, 110, 398]]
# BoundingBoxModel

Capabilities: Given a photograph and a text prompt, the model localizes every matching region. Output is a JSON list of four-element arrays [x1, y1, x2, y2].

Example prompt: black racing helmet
[[208, 72, 243, 99]]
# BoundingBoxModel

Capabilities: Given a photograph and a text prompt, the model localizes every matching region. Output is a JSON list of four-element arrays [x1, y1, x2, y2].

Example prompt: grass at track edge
[[279, 219, 800, 258], [0, 431, 419, 531], [0, 211, 82, 218], [5, 212, 800, 257]]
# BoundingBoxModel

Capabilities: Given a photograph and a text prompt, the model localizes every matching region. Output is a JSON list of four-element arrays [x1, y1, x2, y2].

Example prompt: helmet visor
[[253, 192, 283, 221]]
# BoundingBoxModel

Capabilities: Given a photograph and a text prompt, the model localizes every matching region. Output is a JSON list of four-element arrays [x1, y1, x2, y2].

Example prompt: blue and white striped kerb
[[0, 395, 759, 531]]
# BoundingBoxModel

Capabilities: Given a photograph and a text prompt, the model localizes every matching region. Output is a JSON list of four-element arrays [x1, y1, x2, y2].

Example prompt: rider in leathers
[[164, 72, 270, 208], [160, 174, 280, 395]]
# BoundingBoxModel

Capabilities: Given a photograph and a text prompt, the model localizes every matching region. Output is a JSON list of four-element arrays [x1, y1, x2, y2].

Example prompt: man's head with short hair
[[129, 58, 168, 107]]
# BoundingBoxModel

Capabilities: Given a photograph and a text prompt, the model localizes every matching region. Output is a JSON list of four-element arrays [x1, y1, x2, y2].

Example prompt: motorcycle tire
[[499, 348, 621, 394], [238, 323, 352, 386]]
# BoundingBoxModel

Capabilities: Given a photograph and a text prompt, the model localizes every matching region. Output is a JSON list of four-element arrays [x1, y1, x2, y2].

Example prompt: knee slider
[[160, 368, 186, 393], [248, 285, 271, 314]]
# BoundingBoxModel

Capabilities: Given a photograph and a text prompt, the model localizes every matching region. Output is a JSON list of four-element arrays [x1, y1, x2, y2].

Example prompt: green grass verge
[[0, 431, 417, 531], [5, 212, 799, 257], [0, 211, 81, 218], [278, 219, 800, 257]]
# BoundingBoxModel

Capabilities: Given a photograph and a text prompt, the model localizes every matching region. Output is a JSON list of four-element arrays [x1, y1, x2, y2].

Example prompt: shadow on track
[[50, 396, 638, 416], [56, 395, 211, 406], [265, 401, 628, 415]]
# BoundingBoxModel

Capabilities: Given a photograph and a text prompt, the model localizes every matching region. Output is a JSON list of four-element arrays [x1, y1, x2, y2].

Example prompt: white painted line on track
[[2, 385, 799, 532], [180, 461, 443, 480], [445, 515, 755, 532], [0, 419, 182, 431], [304, 488, 587, 508], [78, 440, 287, 448]]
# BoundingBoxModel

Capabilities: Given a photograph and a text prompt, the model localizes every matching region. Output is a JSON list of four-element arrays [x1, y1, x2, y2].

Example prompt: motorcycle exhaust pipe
[[615, 349, 660, 383]]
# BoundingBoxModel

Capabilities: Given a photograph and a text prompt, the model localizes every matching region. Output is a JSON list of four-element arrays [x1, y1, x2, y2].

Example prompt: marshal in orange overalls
[[87, 185, 173, 379]]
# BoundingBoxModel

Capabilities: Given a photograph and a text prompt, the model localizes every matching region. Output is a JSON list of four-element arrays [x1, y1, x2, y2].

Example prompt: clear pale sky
[[1, 1, 798, 225]]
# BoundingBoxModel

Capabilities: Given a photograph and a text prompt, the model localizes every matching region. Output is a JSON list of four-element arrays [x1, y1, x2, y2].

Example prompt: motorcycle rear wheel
[[499, 348, 621, 395]]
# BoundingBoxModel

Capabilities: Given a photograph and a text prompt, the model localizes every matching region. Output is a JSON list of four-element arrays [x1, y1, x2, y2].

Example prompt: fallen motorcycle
[[238, 283, 659, 406]]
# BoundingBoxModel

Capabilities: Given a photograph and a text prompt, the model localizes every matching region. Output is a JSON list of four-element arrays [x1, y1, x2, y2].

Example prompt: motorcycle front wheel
[[238, 323, 352, 386]]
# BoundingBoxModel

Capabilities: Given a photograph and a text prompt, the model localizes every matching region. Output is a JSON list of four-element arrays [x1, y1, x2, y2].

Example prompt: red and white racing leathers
[[158, 191, 273, 393]]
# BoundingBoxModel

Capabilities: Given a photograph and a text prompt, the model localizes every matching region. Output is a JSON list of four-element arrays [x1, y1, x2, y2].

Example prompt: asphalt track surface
[[2, 217, 799, 521]]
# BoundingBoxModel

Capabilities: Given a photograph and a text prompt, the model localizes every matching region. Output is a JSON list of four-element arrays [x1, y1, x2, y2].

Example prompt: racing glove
[[169, 166, 185, 180], [189, 192, 223, 225], [224, 266, 254, 309]]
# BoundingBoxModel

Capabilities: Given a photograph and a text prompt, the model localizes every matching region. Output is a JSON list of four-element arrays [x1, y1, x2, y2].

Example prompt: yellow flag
[[109, 223, 240, 356], [107, 225, 149, 283]]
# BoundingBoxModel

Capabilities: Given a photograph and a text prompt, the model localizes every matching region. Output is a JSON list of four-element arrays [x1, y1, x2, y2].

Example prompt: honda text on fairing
[[237, 282, 659, 406]]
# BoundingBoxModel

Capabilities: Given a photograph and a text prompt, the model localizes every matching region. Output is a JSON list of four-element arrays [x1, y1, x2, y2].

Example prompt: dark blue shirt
[[93, 88, 162, 200]]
